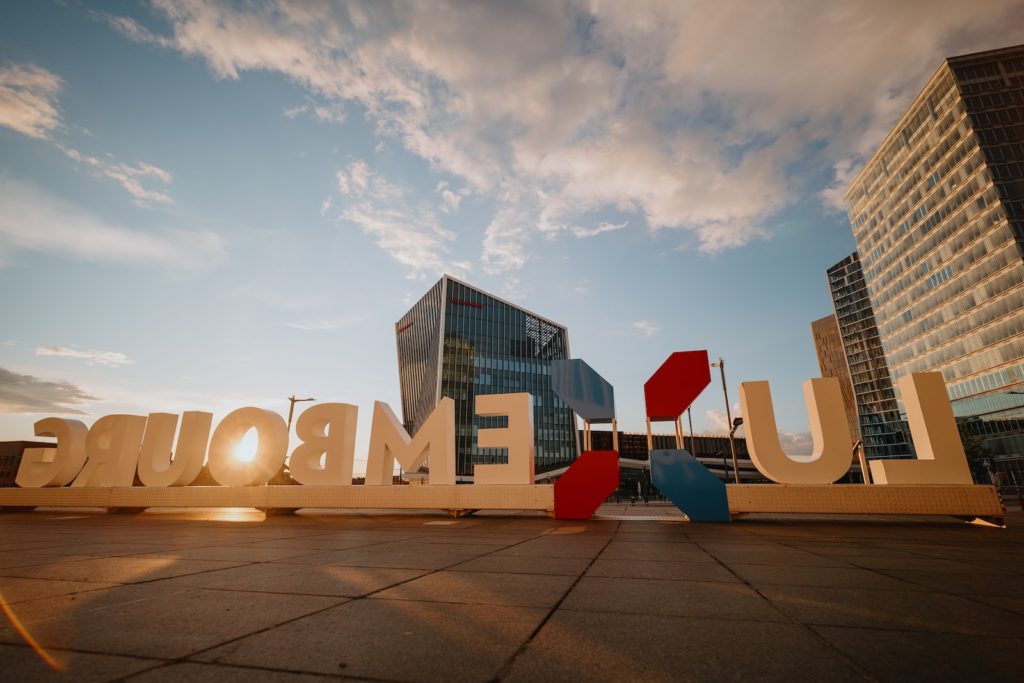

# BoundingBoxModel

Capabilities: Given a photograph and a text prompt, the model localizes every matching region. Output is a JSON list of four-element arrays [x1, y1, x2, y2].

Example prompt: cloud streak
[[0, 179, 224, 271], [0, 367, 99, 415], [35, 346, 134, 367], [0, 63, 62, 139]]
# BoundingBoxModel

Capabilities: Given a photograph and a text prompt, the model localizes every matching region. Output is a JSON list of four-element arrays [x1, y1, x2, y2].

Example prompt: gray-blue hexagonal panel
[[550, 359, 615, 421]]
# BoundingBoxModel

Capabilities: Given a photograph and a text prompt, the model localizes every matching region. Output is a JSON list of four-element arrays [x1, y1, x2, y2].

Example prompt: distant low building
[[811, 314, 861, 452], [0, 441, 55, 487], [583, 430, 769, 502]]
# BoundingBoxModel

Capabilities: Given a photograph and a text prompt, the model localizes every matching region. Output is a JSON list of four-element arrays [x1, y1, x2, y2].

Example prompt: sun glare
[[234, 429, 259, 463]]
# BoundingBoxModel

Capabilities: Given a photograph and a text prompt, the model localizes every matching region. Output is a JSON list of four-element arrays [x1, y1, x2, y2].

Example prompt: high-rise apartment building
[[843, 44, 1024, 480], [395, 275, 577, 480], [826, 254, 912, 459], [810, 314, 861, 447]]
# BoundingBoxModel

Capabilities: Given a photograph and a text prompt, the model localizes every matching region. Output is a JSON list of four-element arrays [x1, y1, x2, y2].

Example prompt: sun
[[234, 429, 259, 463]]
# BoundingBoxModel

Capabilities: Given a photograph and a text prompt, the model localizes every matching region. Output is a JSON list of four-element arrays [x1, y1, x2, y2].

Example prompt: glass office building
[[827, 253, 913, 460], [843, 45, 1024, 480], [395, 275, 577, 480], [810, 313, 861, 447]]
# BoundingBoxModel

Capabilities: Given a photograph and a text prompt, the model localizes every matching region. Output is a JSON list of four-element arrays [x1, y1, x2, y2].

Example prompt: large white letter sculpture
[[366, 398, 455, 485], [137, 412, 212, 487], [289, 403, 358, 485], [869, 372, 972, 485], [207, 408, 288, 486], [16, 418, 88, 488], [740, 378, 852, 484], [72, 415, 148, 487], [474, 393, 535, 485]]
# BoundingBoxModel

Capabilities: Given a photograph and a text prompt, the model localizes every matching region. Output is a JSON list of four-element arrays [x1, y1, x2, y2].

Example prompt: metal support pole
[[687, 407, 694, 453], [714, 358, 741, 484], [855, 440, 871, 484]]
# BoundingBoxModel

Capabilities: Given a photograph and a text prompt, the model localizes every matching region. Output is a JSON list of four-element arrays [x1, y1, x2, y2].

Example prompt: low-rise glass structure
[[396, 275, 577, 480]]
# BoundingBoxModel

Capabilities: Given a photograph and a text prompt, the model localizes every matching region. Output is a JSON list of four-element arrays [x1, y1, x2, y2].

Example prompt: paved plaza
[[0, 504, 1022, 682]]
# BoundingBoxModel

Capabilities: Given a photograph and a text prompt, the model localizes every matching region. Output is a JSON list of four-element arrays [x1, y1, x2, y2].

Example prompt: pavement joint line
[[489, 520, 620, 683], [763, 534, 1024, 620], [687, 535, 880, 682], [104, 521, 564, 680]]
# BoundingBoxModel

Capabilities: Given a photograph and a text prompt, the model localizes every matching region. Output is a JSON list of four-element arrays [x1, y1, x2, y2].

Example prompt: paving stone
[[492, 538, 607, 559], [0, 585, 343, 659], [0, 552, 103, 570], [449, 554, 591, 576], [370, 570, 575, 607], [126, 662, 337, 682], [704, 547, 852, 567], [139, 545, 323, 562], [155, 562, 428, 597], [0, 507, 1021, 682], [846, 555, 1011, 574], [728, 563, 922, 590], [877, 569, 1024, 596], [504, 609, 864, 682], [0, 643, 159, 683], [599, 540, 716, 563], [562, 576, 787, 621], [813, 625, 1024, 682], [970, 594, 1024, 616], [194, 599, 545, 682], [276, 546, 478, 569], [0, 576, 119, 604], [0, 556, 250, 584], [586, 558, 739, 583], [761, 585, 1024, 635]]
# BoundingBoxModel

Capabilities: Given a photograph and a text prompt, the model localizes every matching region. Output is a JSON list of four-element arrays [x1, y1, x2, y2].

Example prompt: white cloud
[[283, 104, 309, 119], [0, 366, 99, 415], [0, 63, 174, 207], [104, 0, 1024, 268], [35, 345, 133, 367], [0, 179, 224, 271], [337, 159, 403, 200], [632, 320, 658, 337], [502, 276, 525, 302], [332, 160, 469, 277], [317, 193, 333, 215], [704, 409, 730, 434], [573, 282, 587, 295], [0, 63, 62, 139], [99, 160, 174, 206], [59, 146, 175, 206], [778, 430, 814, 456], [340, 200, 469, 278], [571, 220, 628, 239], [481, 208, 530, 274], [312, 102, 346, 124]]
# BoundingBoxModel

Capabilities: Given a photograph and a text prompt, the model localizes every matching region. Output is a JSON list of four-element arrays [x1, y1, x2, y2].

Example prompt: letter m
[[365, 398, 455, 485]]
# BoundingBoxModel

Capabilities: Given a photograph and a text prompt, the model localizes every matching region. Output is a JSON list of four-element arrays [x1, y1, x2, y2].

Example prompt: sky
[[2, 0, 1024, 474]]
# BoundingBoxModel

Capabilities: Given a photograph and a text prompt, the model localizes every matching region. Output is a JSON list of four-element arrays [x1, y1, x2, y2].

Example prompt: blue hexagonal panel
[[550, 359, 615, 421], [651, 449, 730, 522]]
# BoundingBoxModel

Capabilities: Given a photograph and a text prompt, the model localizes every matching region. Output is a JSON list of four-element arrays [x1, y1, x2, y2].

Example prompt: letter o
[[207, 408, 288, 486]]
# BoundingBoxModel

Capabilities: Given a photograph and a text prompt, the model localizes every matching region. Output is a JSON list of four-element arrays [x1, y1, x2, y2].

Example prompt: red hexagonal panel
[[643, 350, 712, 421], [554, 451, 619, 520]]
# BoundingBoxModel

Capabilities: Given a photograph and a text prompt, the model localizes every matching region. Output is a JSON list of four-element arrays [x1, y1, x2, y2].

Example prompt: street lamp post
[[687, 407, 694, 452], [711, 357, 741, 484], [286, 395, 316, 433]]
